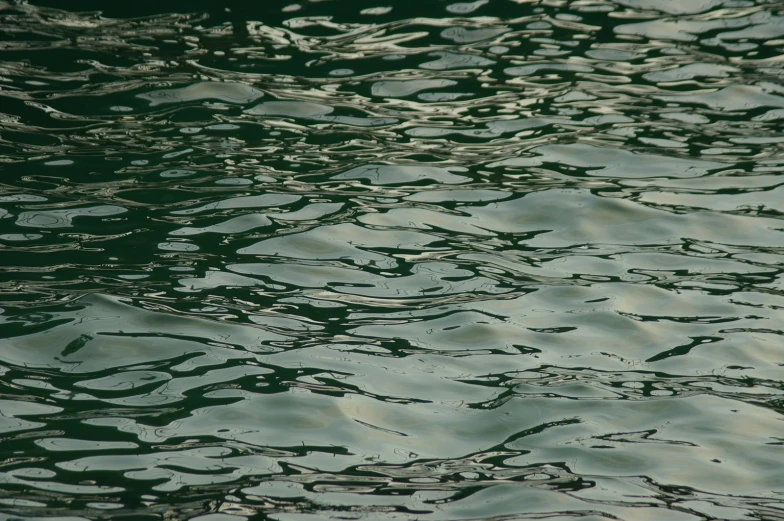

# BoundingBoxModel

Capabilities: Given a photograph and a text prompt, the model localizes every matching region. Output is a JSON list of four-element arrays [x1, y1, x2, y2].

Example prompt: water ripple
[[1, 0, 784, 519]]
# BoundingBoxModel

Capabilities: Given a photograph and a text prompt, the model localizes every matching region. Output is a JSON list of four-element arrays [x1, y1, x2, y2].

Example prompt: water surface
[[1, 0, 784, 519]]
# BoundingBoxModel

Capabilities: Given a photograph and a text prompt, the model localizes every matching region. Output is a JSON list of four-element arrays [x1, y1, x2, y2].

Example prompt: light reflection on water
[[0, 0, 783, 519]]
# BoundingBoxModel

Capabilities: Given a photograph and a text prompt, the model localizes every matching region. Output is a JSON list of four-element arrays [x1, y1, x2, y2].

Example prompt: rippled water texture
[[1, 0, 784, 519]]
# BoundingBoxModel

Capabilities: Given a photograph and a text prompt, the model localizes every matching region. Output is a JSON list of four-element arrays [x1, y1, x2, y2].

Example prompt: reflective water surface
[[1, 0, 784, 519]]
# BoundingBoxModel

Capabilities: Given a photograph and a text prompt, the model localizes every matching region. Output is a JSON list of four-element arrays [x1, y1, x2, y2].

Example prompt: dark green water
[[1, 0, 784, 519]]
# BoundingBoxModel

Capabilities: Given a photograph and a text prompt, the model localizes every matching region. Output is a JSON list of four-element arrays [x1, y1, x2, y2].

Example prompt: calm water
[[1, 0, 783, 519]]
